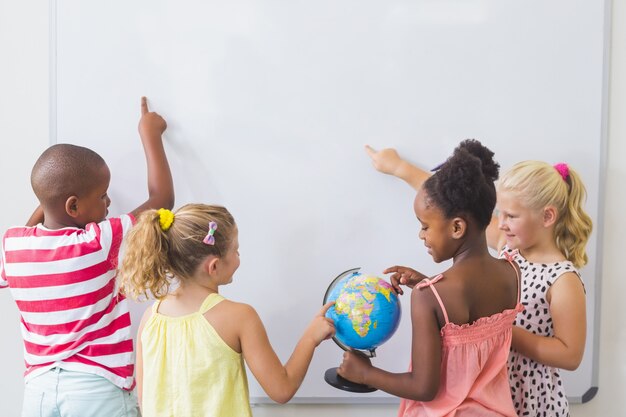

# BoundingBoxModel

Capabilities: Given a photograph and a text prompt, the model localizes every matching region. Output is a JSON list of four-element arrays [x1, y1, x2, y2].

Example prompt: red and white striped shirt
[[0, 215, 136, 390]]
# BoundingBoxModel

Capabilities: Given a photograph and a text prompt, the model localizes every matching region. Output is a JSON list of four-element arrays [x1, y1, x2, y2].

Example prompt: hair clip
[[203, 222, 218, 245], [157, 208, 174, 232], [430, 161, 444, 172], [553, 163, 570, 182]]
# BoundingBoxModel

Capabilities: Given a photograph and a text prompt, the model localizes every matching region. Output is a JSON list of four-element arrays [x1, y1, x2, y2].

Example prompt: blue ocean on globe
[[325, 271, 401, 351]]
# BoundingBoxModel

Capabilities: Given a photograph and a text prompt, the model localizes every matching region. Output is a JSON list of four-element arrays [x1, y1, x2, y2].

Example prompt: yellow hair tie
[[157, 208, 174, 231]]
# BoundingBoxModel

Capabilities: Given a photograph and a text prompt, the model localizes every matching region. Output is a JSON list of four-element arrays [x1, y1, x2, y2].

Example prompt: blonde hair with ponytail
[[119, 203, 236, 300], [498, 161, 593, 268]]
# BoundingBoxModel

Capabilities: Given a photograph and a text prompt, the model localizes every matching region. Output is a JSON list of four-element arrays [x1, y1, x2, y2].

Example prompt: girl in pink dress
[[364, 147, 592, 416], [338, 140, 520, 416]]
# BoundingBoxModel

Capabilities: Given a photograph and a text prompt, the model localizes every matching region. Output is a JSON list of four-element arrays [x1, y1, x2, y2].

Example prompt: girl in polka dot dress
[[493, 161, 592, 416], [365, 147, 592, 417]]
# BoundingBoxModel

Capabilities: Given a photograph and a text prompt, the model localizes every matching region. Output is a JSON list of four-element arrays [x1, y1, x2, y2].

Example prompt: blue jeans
[[22, 368, 139, 417]]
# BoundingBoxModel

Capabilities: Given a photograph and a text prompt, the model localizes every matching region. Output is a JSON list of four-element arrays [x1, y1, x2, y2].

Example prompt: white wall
[[0, 2, 623, 416], [566, 1, 626, 415], [0, 1, 49, 415]]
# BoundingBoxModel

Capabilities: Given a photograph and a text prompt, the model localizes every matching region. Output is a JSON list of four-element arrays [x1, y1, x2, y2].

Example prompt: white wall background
[[0, 1, 623, 416], [0, 1, 49, 416]]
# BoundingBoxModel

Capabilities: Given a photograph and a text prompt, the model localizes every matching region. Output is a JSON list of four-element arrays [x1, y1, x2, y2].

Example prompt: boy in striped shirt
[[0, 97, 174, 417]]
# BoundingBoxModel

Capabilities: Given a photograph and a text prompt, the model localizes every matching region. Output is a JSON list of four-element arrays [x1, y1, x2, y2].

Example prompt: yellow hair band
[[157, 208, 174, 231]]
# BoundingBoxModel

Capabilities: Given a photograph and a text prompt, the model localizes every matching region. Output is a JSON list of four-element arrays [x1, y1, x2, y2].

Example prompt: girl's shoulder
[[500, 245, 576, 267], [214, 296, 252, 310], [202, 297, 262, 355], [500, 245, 581, 284], [208, 297, 261, 323]]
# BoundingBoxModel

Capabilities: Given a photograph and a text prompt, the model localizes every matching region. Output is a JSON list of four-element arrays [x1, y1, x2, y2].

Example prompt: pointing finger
[[383, 266, 400, 274], [141, 96, 149, 115], [319, 301, 336, 316], [364, 144, 377, 158]]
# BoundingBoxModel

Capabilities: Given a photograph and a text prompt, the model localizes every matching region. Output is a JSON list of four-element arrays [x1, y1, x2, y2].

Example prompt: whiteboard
[[53, 0, 608, 403]]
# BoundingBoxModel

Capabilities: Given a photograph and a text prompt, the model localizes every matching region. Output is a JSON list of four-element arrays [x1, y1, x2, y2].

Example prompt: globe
[[324, 269, 402, 354], [323, 268, 402, 392]]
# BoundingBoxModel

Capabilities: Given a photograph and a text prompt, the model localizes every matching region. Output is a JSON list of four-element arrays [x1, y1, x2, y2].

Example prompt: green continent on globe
[[334, 276, 393, 337]]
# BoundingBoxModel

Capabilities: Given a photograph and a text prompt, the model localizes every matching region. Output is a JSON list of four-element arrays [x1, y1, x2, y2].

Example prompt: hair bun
[[456, 139, 499, 182], [423, 139, 499, 229]]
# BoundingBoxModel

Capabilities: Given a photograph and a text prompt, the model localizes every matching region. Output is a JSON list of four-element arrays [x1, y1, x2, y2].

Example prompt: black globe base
[[324, 367, 377, 393]]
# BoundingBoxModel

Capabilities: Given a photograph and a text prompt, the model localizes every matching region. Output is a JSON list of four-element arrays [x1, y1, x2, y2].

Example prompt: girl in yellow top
[[119, 204, 335, 417]]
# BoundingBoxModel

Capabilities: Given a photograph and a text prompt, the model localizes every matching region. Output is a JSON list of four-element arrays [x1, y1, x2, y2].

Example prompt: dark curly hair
[[422, 139, 499, 229]]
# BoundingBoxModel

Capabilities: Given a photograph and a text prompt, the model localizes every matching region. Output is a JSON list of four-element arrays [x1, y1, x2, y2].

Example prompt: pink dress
[[397, 257, 523, 417]]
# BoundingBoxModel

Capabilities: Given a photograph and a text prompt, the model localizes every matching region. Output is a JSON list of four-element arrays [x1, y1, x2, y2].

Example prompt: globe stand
[[324, 367, 377, 393], [324, 348, 377, 393]]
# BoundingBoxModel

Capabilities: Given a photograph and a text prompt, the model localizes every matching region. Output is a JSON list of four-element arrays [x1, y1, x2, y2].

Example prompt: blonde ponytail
[[119, 209, 172, 300], [553, 168, 593, 268]]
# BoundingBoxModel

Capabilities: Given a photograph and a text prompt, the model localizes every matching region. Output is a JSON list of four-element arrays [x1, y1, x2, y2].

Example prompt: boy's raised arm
[[130, 97, 175, 217], [26, 205, 44, 226]]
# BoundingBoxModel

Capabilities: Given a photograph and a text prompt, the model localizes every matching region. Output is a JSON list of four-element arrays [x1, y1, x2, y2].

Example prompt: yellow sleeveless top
[[141, 293, 252, 417]]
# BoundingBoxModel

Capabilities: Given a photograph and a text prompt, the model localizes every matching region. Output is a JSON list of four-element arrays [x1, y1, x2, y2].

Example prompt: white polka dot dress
[[500, 246, 581, 417]]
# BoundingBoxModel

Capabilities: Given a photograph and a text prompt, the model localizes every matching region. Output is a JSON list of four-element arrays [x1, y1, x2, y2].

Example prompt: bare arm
[[239, 302, 335, 404], [365, 145, 430, 191], [26, 206, 44, 226], [366, 145, 507, 252], [135, 307, 153, 411], [338, 286, 442, 401], [130, 97, 174, 217], [511, 272, 586, 370]]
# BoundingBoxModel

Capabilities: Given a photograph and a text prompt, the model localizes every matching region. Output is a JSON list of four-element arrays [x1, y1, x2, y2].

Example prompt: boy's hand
[[138, 96, 167, 139], [384, 265, 426, 295], [365, 145, 403, 176], [129, 96, 175, 217], [305, 302, 336, 346]]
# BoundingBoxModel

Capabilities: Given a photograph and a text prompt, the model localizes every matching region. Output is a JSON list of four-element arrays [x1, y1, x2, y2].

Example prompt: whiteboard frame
[[48, 0, 610, 404]]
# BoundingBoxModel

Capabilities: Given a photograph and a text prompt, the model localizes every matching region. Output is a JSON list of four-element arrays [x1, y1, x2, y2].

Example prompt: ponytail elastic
[[553, 163, 570, 182], [157, 208, 174, 232]]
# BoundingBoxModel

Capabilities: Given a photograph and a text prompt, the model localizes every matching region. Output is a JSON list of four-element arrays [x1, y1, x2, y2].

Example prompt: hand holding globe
[[323, 268, 402, 392]]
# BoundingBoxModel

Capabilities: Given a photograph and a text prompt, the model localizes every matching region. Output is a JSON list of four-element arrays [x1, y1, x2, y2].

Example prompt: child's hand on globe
[[384, 265, 428, 295], [305, 302, 336, 346], [337, 350, 372, 385]]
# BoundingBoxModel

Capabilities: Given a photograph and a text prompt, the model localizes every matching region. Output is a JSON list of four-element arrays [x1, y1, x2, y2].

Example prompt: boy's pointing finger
[[141, 96, 149, 115]]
